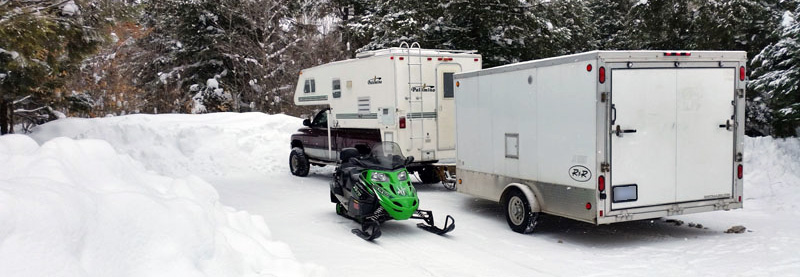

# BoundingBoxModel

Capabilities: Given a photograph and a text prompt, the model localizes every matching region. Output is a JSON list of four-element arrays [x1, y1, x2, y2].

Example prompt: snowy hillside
[[3, 112, 800, 276]]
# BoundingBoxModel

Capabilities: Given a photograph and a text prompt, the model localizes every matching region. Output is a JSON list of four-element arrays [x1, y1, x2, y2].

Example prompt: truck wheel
[[289, 147, 310, 176], [504, 189, 538, 234], [416, 166, 440, 184]]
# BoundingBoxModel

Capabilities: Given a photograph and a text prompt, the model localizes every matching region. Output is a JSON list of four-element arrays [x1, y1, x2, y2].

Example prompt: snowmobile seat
[[339, 148, 360, 169]]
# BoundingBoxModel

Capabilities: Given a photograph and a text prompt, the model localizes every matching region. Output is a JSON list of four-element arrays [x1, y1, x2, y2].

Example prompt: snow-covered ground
[[3, 112, 799, 276]]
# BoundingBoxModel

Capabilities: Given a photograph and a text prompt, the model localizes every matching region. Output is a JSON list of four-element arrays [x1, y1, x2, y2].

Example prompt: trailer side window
[[443, 73, 454, 98], [505, 133, 519, 159], [332, 79, 341, 98], [304, 79, 316, 93]]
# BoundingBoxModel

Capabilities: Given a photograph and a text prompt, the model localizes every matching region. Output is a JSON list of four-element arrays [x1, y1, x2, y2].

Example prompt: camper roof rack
[[355, 47, 478, 59]]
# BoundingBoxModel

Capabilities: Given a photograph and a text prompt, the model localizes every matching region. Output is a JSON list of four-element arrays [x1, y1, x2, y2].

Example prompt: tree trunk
[[0, 100, 8, 135]]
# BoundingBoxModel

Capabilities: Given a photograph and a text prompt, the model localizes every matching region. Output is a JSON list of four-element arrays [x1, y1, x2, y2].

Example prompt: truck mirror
[[303, 119, 311, 126]]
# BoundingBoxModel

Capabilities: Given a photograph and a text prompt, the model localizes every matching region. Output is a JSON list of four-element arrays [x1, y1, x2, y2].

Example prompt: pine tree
[[0, 0, 107, 134], [132, 0, 298, 114], [751, 4, 800, 137], [621, 0, 696, 50], [589, 0, 634, 50]]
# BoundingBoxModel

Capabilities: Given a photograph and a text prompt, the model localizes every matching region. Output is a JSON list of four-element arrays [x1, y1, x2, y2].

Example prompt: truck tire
[[289, 147, 310, 177], [503, 189, 537, 234], [416, 166, 440, 184]]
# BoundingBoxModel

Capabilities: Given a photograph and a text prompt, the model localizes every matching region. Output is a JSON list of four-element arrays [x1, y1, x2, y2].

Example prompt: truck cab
[[290, 108, 380, 176]]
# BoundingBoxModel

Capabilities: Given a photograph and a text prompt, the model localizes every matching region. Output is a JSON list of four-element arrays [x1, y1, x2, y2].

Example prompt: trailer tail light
[[739, 66, 746, 81], [664, 52, 691, 56], [599, 67, 606, 84], [586, 64, 592, 72], [598, 175, 605, 192], [399, 116, 406, 129], [737, 164, 743, 179]]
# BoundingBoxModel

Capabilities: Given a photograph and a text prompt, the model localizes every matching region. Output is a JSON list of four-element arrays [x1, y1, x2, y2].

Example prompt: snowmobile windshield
[[358, 142, 408, 170]]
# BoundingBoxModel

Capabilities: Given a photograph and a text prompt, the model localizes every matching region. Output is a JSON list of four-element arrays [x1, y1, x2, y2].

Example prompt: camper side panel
[[330, 57, 397, 129]]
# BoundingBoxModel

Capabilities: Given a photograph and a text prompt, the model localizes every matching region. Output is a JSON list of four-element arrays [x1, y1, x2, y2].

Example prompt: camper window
[[332, 79, 341, 98], [304, 79, 316, 93], [443, 73, 454, 98]]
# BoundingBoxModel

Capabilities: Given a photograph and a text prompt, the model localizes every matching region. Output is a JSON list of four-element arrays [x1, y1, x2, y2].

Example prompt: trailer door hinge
[[736, 88, 745, 99], [601, 162, 610, 173], [601, 92, 608, 103]]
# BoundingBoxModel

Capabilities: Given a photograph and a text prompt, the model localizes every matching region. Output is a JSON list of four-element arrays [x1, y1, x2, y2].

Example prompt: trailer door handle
[[719, 120, 732, 131], [611, 104, 617, 125], [614, 125, 638, 137]]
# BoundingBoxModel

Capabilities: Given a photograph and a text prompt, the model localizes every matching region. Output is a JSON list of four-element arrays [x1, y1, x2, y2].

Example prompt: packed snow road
[[21, 113, 800, 276]]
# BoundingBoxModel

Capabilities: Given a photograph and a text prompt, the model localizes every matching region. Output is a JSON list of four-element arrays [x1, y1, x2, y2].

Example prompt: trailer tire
[[503, 189, 538, 234], [416, 166, 440, 184], [289, 147, 310, 177]]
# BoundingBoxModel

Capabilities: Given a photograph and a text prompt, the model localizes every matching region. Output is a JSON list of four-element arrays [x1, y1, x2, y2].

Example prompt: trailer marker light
[[456, 81, 460, 87], [664, 52, 691, 56], [438, 57, 443, 61], [737, 164, 743, 179], [598, 175, 606, 192], [427, 57, 432, 61], [586, 64, 592, 72], [399, 116, 406, 129], [390, 56, 394, 60], [474, 58, 479, 62], [458, 179, 462, 184], [739, 66, 746, 81], [599, 67, 606, 84], [600, 210, 604, 217], [739, 196, 742, 202], [585, 202, 592, 210], [399, 57, 404, 60]]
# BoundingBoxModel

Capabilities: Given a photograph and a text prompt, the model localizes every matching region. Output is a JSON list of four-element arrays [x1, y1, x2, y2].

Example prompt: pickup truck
[[289, 108, 380, 176]]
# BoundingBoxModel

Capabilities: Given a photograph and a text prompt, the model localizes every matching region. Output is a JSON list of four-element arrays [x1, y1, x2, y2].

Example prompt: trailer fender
[[501, 183, 541, 212]]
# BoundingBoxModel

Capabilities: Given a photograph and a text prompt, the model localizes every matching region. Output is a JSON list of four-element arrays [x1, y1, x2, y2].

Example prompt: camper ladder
[[401, 42, 425, 151]]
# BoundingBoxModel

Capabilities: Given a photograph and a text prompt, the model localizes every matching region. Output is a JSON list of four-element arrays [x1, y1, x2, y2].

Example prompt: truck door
[[436, 64, 462, 151], [305, 109, 336, 161], [611, 68, 735, 210]]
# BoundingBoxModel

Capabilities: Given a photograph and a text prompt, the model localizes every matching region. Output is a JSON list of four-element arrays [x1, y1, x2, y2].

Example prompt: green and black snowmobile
[[330, 142, 455, 241]]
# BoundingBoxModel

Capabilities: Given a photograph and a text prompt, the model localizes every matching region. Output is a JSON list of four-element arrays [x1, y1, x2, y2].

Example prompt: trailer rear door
[[611, 68, 735, 210]]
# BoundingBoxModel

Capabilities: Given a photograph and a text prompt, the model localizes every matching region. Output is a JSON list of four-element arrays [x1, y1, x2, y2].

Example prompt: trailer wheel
[[504, 189, 537, 234], [289, 147, 310, 176]]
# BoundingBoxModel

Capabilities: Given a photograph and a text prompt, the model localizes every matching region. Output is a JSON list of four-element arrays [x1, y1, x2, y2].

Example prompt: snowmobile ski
[[413, 210, 455, 235], [352, 220, 382, 241]]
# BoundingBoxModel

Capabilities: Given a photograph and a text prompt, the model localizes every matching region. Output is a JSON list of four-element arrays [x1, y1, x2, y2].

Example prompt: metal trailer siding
[[455, 57, 599, 223], [455, 50, 746, 226]]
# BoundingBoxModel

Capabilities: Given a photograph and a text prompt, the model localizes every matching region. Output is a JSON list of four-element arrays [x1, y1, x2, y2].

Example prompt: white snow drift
[[0, 133, 321, 277], [6, 112, 800, 276]]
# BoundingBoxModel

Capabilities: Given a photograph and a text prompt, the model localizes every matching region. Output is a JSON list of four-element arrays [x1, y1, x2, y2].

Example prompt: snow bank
[[0, 134, 322, 277], [744, 136, 800, 213], [29, 112, 302, 177]]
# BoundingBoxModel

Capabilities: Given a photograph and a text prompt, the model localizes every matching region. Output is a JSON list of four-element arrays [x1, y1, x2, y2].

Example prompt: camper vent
[[358, 97, 371, 114]]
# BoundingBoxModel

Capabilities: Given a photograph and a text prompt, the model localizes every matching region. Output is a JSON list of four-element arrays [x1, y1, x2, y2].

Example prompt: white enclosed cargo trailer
[[454, 50, 745, 233], [293, 43, 481, 181]]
